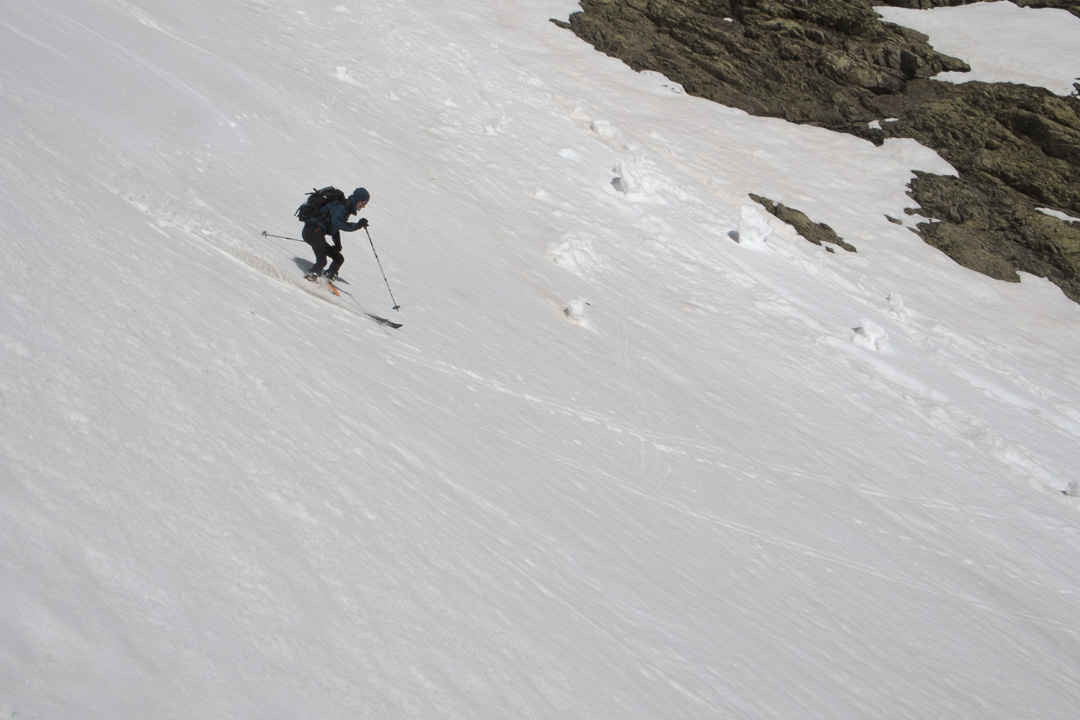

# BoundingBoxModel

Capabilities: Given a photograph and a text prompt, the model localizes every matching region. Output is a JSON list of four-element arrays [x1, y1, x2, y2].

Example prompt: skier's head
[[349, 187, 370, 210]]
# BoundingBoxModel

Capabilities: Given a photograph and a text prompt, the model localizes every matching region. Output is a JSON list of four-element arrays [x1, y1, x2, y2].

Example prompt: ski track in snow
[[3, 1, 1080, 718]]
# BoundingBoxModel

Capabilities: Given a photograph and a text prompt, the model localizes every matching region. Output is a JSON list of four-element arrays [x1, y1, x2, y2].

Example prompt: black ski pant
[[303, 223, 345, 277]]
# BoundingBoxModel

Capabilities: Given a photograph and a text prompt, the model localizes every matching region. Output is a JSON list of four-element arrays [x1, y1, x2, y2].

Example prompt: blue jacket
[[310, 199, 365, 236]]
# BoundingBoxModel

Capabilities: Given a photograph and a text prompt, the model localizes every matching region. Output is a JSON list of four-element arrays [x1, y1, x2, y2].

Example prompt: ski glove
[[357, 218, 369, 229]]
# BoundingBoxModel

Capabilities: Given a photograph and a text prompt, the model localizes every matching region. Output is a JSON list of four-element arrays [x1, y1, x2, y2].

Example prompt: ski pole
[[365, 227, 400, 311], [261, 230, 304, 242]]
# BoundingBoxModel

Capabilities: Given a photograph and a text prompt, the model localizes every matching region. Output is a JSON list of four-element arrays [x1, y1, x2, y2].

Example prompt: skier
[[302, 187, 370, 282]]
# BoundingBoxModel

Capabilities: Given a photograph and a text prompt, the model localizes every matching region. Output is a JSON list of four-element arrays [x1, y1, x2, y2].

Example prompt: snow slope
[[2, 1, 1079, 718]]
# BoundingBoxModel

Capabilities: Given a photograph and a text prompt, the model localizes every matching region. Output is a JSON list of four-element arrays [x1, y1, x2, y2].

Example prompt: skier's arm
[[329, 203, 367, 233]]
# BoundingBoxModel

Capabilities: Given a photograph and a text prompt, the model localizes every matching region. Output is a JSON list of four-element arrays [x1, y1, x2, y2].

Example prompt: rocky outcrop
[[562, 0, 1080, 303], [750, 194, 858, 252], [564, 0, 973, 132]]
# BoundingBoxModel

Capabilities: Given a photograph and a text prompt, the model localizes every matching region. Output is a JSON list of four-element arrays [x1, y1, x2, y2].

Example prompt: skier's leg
[[326, 247, 345, 279], [303, 224, 329, 275], [324, 230, 344, 278]]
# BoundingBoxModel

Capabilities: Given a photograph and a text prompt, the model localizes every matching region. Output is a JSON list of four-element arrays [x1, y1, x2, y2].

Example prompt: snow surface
[[2, 1, 1080, 718], [876, 1, 1080, 96]]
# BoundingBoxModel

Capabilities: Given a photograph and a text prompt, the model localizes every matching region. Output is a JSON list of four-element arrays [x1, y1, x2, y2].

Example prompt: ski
[[302, 273, 401, 328], [364, 312, 402, 329]]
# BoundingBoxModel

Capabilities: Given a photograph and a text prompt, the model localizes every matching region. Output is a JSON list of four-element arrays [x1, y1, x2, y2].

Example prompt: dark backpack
[[295, 186, 346, 224]]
